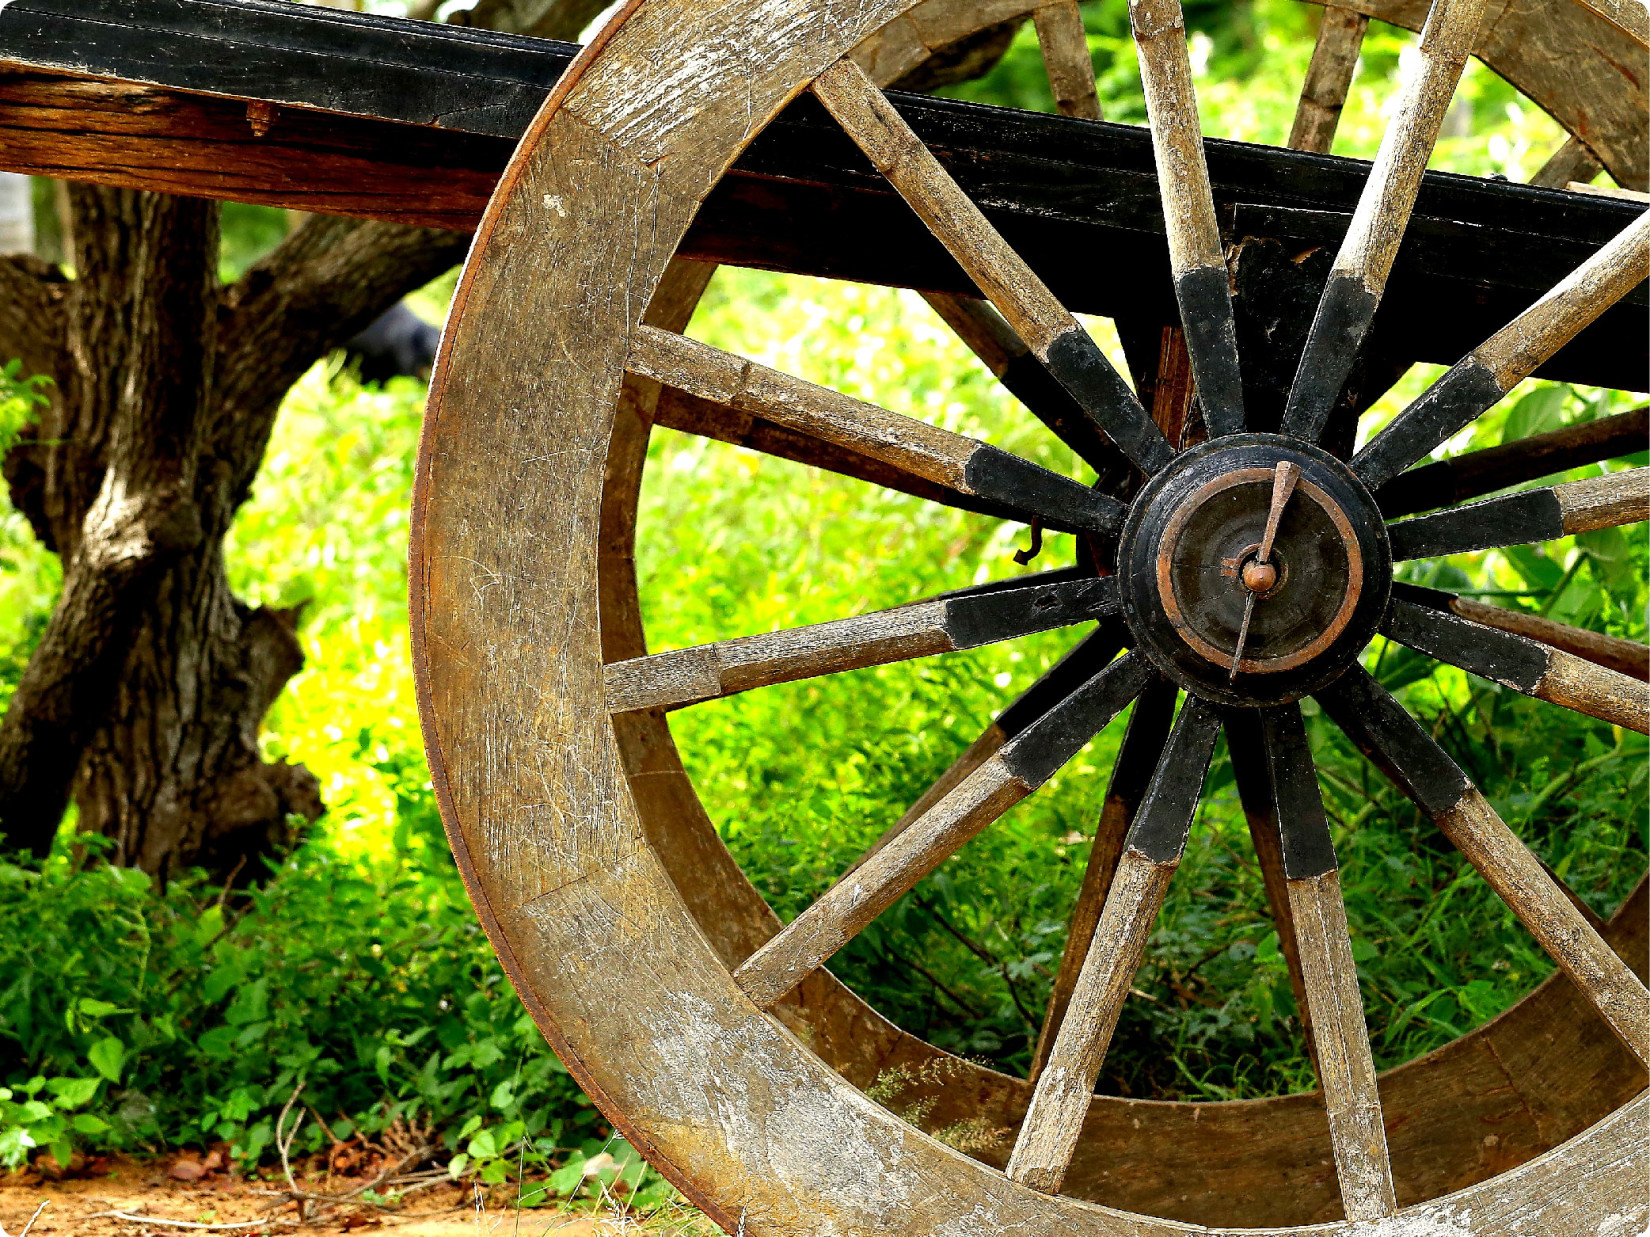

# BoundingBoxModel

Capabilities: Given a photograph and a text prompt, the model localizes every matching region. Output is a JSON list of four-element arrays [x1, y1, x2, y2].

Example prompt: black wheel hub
[[1117, 434, 1392, 707]]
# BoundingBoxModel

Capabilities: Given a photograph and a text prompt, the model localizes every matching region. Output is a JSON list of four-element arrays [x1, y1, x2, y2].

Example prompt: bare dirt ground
[[0, 1160, 717, 1237]]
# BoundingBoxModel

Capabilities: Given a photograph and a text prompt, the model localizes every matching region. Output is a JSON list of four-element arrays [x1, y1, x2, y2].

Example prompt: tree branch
[[213, 215, 467, 498], [0, 254, 66, 383]]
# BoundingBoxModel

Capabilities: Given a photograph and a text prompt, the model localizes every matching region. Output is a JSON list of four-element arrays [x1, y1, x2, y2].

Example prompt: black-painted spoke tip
[[1042, 328, 1176, 476], [1281, 274, 1380, 445], [1173, 266, 1246, 439]]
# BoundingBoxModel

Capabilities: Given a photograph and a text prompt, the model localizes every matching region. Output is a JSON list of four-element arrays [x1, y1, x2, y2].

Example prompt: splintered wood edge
[[411, 0, 1650, 1225]]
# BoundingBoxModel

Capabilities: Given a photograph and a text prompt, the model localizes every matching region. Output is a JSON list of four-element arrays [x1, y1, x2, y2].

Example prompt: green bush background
[[0, 0, 1642, 1197]]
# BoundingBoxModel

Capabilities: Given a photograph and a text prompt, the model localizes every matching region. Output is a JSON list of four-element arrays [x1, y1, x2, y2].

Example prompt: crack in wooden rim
[[1153, 467, 1364, 676]]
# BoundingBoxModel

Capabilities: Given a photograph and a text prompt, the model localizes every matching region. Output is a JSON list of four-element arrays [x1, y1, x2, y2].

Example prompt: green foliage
[[0, 0, 1641, 1183]]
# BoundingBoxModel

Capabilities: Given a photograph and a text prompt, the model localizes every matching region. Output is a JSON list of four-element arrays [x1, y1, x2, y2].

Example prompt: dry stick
[[1372, 406, 1649, 519], [1007, 696, 1221, 1194], [1382, 593, 1650, 734], [1386, 467, 1650, 561], [626, 325, 1123, 535], [1283, 0, 1492, 442], [602, 573, 1115, 713], [1033, 0, 1102, 120], [1028, 678, 1178, 1081], [1288, 4, 1369, 153], [80, 1215, 298, 1231], [734, 653, 1153, 1008], [810, 57, 1173, 476], [1130, 0, 1245, 437], [0, 1200, 48, 1237], [1354, 211, 1650, 491], [1258, 704, 1396, 1221], [1320, 668, 1650, 1070]]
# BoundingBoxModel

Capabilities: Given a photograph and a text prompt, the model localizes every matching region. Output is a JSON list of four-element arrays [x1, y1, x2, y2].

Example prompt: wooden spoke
[[839, 625, 1127, 883], [1258, 704, 1397, 1222], [1382, 590, 1650, 734], [810, 57, 1175, 476], [627, 325, 1125, 535], [1529, 135, 1604, 190], [1224, 710, 1319, 1071], [1130, 0, 1245, 438], [1372, 406, 1649, 519], [733, 653, 1156, 1008], [1387, 467, 1649, 561], [1033, 0, 1103, 121], [1282, 0, 1493, 442], [604, 573, 1117, 714], [1288, 5, 1370, 154], [921, 292, 1126, 475], [1442, 592, 1650, 681], [1319, 667, 1650, 1068], [1353, 211, 1650, 491], [1007, 695, 1221, 1195], [653, 386, 1021, 522], [1029, 677, 1180, 1081]]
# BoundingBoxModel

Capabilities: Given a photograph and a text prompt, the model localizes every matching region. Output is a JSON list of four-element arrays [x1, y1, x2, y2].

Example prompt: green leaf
[[71, 1114, 110, 1135], [88, 1037, 126, 1083], [446, 1153, 470, 1180], [489, 1080, 514, 1111], [75, 998, 127, 1018], [467, 1129, 497, 1160], [197, 1027, 239, 1060], [45, 1077, 100, 1108], [547, 1154, 586, 1197]]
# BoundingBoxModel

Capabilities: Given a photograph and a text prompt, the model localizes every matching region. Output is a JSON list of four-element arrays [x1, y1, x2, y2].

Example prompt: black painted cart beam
[[0, 0, 1644, 388]]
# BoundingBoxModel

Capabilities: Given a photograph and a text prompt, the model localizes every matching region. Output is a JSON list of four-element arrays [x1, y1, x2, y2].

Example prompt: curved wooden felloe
[[1303, 0, 1649, 190], [413, 0, 1648, 1228]]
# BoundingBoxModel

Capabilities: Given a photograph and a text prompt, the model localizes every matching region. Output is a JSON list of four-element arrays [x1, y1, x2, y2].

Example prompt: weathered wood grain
[[1320, 669, 1650, 1071], [920, 292, 1126, 473], [811, 56, 1174, 475], [1529, 135, 1604, 190], [1288, 872, 1398, 1220], [1029, 678, 1178, 1080], [1353, 207, 1650, 491], [1283, 0, 1493, 440], [1572, 0, 1649, 44], [1382, 592, 1650, 733], [1386, 467, 1649, 560], [1032, 0, 1101, 119], [652, 385, 1020, 521], [1289, 5, 1369, 153], [1300, 0, 1647, 191], [1224, 711, 1320, 1070], [1130, 0, 1246, 437], [1372, 406, 1648, 518], [603, 573, 1115, 713], [1450, 594, 1650, 679], [840, 626, 1125, 884], [1556, 467, 1650, 533], [1438, 790, 1650, 1068], [1008, 696, 1220, 1194], [735, 751, 1033, 1008], [409, 0, 1650, 1220], [626, 324, 1124, 533]]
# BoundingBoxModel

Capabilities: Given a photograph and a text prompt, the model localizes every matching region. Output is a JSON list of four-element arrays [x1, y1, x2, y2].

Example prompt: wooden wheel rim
[[411, 0, 1648, 1230]]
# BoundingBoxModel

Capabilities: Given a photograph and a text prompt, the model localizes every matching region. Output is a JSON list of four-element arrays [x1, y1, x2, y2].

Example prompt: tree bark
[[0, 185, 465, 876], [0, 0, 999, 879]]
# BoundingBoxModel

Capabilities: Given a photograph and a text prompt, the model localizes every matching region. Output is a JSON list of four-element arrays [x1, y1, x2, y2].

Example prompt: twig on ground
[[0, 1198, 49, 1237], [78, 1213, 298, 1231]]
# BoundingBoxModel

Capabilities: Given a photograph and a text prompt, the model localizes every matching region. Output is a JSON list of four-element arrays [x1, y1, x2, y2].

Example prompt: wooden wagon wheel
[[411, 0, 1648, 1225]]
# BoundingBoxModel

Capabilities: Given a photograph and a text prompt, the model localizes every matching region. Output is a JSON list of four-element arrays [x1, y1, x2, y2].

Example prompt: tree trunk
[[0, 183, 465, 880]]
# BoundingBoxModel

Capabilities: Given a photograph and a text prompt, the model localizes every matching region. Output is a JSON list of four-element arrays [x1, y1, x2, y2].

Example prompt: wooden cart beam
[[1, 0, 1645, 388]]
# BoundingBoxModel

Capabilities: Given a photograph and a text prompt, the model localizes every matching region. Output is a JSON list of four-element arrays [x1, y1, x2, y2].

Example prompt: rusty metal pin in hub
[[1230, 461, 1302, 682]]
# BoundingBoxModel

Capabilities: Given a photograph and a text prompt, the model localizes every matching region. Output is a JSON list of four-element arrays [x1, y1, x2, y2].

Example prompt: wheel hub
[[1117, 435, 1392, 706]]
